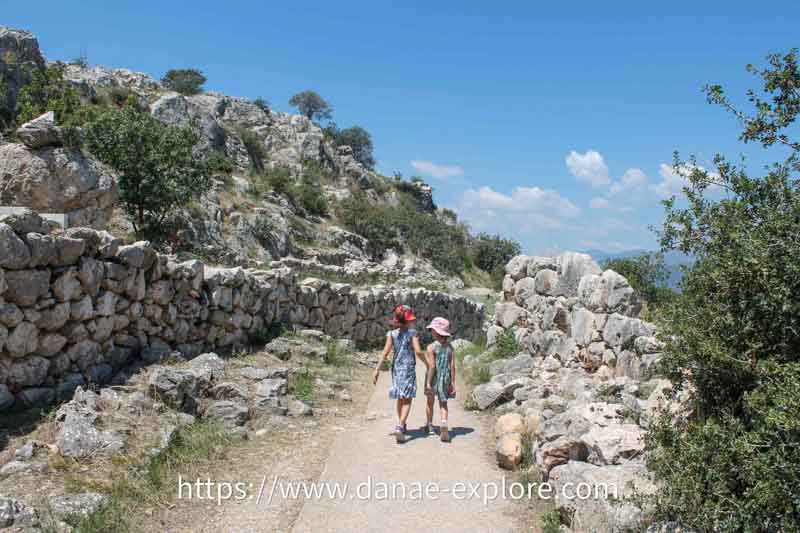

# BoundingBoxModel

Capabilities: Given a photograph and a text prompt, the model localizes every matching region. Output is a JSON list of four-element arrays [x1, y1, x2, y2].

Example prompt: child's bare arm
[[425, 345, 435, 389], [450, 348, 456, 388], [412, 336, 427, 367], [373, 335, 392, 385]]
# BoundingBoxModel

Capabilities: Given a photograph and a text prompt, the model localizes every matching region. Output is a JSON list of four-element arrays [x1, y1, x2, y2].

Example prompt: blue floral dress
[[388, 328, 418, 399], [426, 341, 455, 403]]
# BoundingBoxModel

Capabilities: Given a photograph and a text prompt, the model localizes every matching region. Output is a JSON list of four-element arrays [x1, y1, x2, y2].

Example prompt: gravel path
[[291, 363, 518, 533]]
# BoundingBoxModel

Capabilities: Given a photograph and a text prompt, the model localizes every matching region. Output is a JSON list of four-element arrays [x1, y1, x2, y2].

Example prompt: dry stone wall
[[0, 213, 484, 412]]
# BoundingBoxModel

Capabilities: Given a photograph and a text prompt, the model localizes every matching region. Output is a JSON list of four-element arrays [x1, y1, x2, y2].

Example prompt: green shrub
[[205, 151, 235, 175], [237, 127, 266, 173], [646, 49, 800, 531], [493, 328, 521, 359], [253, 97, 270, 113], [293, 174, 328, 216], [250, 216, 277, 250], [85, 107, 210, 236], [337, 193, 400, 257], [539, 510, 562, 533], [291, 370, 314, 404], [15, 63, 82, 124], [473, 233, 521, 275], [331, 125, 375, 169], [161, 68, 206, 95], [602, 252, 675, 308]]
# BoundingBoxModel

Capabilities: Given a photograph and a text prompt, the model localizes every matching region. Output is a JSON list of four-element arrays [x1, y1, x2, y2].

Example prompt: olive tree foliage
[[646, 49, 800, 531], [288, 90, 333, 122], [85, 107, 211, 236], [161, 68, 206, 95], [331, 125, 375, 169]]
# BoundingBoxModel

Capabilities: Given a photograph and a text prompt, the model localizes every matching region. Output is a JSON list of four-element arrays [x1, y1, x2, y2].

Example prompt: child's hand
[[448, 384, 456, 397]]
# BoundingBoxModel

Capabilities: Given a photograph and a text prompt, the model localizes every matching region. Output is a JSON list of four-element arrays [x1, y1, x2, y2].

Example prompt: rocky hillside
[[467, 252, 682, 531], [0, 26, 483, 292]]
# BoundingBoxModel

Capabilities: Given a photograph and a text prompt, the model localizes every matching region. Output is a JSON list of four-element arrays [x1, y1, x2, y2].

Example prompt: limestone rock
[[548, 462, 655, 532], [16, 111, 60, 148], [495, 433, 523, 470], [0, 144, 118, 228], [0, 223, 30, 269], [495, 412, 526, 435]]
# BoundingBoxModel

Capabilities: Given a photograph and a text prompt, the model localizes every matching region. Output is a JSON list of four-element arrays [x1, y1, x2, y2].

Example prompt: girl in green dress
[[424, 317, 456, 442]]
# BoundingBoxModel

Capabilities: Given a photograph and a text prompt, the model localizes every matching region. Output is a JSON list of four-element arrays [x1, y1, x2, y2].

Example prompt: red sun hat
[[392, 305, 416, 324]]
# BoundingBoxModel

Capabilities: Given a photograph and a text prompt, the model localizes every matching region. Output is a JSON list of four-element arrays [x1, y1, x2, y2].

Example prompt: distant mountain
[[581, 249, 690, 289]]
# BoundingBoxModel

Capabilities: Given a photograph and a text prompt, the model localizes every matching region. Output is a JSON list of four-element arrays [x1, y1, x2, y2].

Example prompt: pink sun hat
[[427, 317, 451, 337]]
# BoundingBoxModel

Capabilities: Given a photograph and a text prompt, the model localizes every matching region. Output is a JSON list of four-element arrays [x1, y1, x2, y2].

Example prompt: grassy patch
[[291, 369, 314, 404], [48, 422, 234, 533], [539, 509, 562, 533], [324, 340, 353, 368], [493, 328, 522, 359]]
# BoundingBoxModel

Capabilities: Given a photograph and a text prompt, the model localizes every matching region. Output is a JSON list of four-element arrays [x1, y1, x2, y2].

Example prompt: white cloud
[[650, 163, 720, 199], [609, 167, 648, 195], [566, 150, 610, 187], [589, 197, 611, 209], [453, 185, 581, 235], [410, 160, 464, 180]]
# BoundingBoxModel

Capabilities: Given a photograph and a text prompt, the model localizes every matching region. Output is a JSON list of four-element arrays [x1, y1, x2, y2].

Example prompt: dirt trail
[[290, 364, 518, 533]]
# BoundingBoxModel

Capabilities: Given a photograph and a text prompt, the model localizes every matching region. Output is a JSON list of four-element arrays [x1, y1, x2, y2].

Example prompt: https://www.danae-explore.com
[[177, 475, 619, 506]]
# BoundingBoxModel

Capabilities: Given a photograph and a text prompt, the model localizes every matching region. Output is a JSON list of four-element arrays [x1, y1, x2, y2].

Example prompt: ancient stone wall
[[0, 214, 484, 411]]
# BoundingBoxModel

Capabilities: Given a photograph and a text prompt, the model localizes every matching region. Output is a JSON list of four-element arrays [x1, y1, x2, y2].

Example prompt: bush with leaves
[[237, 127, 266, 173], [331, 125, 375, 169], [205, 151, 235, 175], [161, 68, 206, 95], [85, 107, 211, 236], [337, 190, 472, 275], [289, 90, 333, 122], [646, 49, 800, 531], [602, 252, 674, 308], [293, 174, 328, 216], [252, 97, 270, 113], [15, 63, 82, 125]]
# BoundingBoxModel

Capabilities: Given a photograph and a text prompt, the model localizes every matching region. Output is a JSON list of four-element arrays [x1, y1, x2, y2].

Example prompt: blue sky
[[4, 1, 798, 254]]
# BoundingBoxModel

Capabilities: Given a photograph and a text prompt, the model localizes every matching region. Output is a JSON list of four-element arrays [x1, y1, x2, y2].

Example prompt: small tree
[[289, 90, 333, 122], [646, 49, 800, 530], [161, 68, 206, 95], [253, 97, 270, 113], [85, 107, 210, 235], [333, 125, 375, 169]]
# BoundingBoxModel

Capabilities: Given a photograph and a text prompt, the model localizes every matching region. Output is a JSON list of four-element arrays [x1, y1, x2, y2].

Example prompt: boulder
[[602, 313, 655, 349], [554, 252, 601, 297], [496, 433, 523, 469], [495, 302, 526, 328], [0, 223, 30, 269], [548, 462, 655, 532], [0, 494, 37, 529], [203, 400, 249, 427], [584, 424, 646, 465], [48, 492, 108, 522], [0, 144, 118, 228], [495, 412, 526, 435], [16, 111, 60, 148], [2, 269, 49, 306]]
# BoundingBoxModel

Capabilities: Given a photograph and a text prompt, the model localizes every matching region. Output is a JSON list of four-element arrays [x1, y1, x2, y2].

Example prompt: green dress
[[427, 341, 454, 403]]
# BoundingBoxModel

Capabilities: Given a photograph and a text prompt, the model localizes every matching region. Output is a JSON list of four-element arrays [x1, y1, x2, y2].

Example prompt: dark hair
[[393, 307, 408, 325]]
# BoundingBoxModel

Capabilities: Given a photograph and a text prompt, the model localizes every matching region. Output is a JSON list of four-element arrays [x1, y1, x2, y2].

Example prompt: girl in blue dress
[[373, 305, 427, 443], [424, 317, 456, 442]]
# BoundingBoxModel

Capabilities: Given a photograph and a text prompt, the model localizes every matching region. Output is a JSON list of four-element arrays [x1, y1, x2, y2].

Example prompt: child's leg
[[425, 394, 434, 424], [398, 398, 412, 428], [440, 401, 449, 425], [395, 399, 402, 425]]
